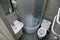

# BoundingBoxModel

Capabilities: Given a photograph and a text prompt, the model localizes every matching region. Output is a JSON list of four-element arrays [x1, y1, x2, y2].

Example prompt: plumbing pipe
[[51, 8, 60, 40], [51, 15, 60, 37], [57, 8, 60, 25]]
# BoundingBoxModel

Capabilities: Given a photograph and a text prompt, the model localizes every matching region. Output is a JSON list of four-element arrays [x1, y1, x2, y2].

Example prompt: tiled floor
[[19, 29, 60, 40], [20, 31, 38, 40], [19, 31, 50, 40]]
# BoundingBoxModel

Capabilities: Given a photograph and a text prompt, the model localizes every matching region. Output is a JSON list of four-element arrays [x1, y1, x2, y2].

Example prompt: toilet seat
[[37, 27, 47, 38]]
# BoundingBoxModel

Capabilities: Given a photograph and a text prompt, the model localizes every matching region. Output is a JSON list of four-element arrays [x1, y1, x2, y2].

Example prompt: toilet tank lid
[[41, 19, 51, 30]]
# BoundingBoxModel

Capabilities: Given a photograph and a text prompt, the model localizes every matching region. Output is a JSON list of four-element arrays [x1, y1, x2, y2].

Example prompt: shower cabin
[[16, 0, 47, 33], [17, 0, 47, 24]]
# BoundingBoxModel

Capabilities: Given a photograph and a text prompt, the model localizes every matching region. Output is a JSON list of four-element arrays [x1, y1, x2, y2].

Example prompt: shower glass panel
[[17, 0, 35, 23], [17, 0, 47, 27], [34, 0, 45, 19]]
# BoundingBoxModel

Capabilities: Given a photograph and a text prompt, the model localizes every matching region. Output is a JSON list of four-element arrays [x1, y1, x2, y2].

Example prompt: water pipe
[[51, 8, 60, 37], [57, 8, 60, 25]]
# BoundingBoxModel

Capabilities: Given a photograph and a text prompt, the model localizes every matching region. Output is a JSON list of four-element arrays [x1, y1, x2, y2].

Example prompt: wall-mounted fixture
[[51, 8, 60, 40], [11, 20, 23, 39]]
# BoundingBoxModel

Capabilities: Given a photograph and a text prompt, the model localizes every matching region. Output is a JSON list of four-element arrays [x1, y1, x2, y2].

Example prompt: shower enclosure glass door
[[17, 0, 48, 27]]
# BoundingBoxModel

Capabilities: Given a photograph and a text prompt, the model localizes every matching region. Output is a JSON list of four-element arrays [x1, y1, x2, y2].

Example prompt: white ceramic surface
[[11, 20, 23, 34], [37, 19, 51, 38], [37, 27, 47, 38]]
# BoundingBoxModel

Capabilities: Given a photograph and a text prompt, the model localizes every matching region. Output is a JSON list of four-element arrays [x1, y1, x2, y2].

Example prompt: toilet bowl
[[37, 27, 47, 38], [37, 19, 51, 38]]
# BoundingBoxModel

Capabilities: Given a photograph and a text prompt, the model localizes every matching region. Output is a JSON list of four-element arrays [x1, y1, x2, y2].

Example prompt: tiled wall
[[44, 0, 60, 22], [0, 0, 12, 14]]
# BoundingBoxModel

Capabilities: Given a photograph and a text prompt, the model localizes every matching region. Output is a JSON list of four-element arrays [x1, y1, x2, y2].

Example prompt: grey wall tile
[[44, 0, 60, 21]]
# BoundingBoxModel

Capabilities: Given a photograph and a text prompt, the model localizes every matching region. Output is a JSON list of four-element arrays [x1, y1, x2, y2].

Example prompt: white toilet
[[37, 19, 51, 38]]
